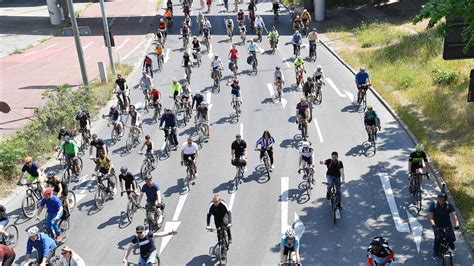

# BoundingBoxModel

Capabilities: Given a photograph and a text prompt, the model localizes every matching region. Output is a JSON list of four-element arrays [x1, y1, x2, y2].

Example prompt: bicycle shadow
[[186, 254, 215, 265], [279, 138, 299, 149], [8, 206, 32, 225], [212, 179, 234, 194], [178, 126, 195, 136], [244, 165, 271, 184], [162, 179, 184, 197], [112, 145, 130, 157], [212, 116, 233, 125], [97, 214, 124, 229]]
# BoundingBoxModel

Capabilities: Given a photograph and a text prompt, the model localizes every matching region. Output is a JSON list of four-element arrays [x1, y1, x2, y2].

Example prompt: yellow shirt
[[156, 46, 163, 55]]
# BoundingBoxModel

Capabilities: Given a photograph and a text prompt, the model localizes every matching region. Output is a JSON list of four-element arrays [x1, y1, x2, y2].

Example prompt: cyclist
[[58, 246, 85, 266], [195, 101, 210, 137], [225, 16, 234, 38], [57, 135, 80, 176], [203, 18, 212, 40], [255, 130, 275, 169], [211, 55, 223, 79], [248, 9, 256, 31], [239, 21, 247, 40], [139, 135, 155, 159], [364, 105, 381, 142], [45, 172, 70, 210], [231, 134, 247, 170], [320, 151, 345, 209], [108, 105, 123, 136], [24, 226, 57, 265], [17, 156, 44, 190], [157, 18, 167, 38], [166, 0, 173, 14], [149, 87, 162, 109], [274, 66, 285, 86], [298, 141, 314, 180], [355, 67, 371, 102], [159, 108, 179, 148], [247, 39, 258, 67], [292, 15, 302, 31], [181, 137, 199, 180], [0, 205, 9, 237], [237, 9, 245, 25], [308, 28, 319, 57], [140, 71, 153, 93], [296, 97, 310, 130], [94, 149, 116, 195], [182, 52, 192, 82], [35, 188, 63, 242], [123, 225, 177, 265], [192, 36, 201, 60], [268, 26, 279, 49], [164, 8, 173, 25], [206, 195, 232, 244], [57, 127, 73, 148], [226, 78, 241, 107], [367, 236, 394, 266], [180, 83, 193, 111], [272, 0, 280, 17], [294, 56, 305, 85], [313, 65, 326, 87], [169, 78, 182, 100], [300, 9, 311, 32], [228, 45, 239, 72], [89, 133, 108, 159], [119, 166, 138, 198], [292, 30, 302, 57], [429, 191, 460, 258], [280, 228, 300, 264], [155, 42, 164, 66], [124, 104, 142, 137], [302, 77, 315, 101], [192, 91, 204, 110], [74, 109, 91, 140], [181, 23, 191, 46], [254, 15, 265, 39], [197, 12, 205, 35], [137, 176, 164, 224], [0, 243, 15, 266], [408, 144, 430, 193], [143, 56, 153, 78], [115, 74, 129, 111]]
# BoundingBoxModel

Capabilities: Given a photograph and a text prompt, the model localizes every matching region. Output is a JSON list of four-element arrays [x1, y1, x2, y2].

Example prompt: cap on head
[[367, 105, 373, 110], [120, 166, 128, 173], [136, 225, 145, 232], [437, 192, 448, 200], [43, 187, 53, 197]]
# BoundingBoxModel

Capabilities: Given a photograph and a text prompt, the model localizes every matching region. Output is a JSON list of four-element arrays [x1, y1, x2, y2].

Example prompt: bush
[[353, 22, 409, 48], [431, 67, 461, 85]]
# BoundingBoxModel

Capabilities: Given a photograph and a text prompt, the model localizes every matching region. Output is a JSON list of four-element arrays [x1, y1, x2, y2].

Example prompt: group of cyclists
[[2, 0, 462, 265]]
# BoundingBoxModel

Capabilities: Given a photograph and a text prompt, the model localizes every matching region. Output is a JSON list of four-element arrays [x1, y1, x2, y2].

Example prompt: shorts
[[99, 167, 109, 175], [231, 89, 240, 97], [231, 158, 246, 166], [301, 156, 312, 164], [181, 96, 190, 102], [365, 119, 376, 127], [303, 89, 312, 97], [60, 185, 69, 197], [283, 246, 296, 256], [146, 201, 165, 211], [183, 153, 196, 163], [297, 110, 307, 120]]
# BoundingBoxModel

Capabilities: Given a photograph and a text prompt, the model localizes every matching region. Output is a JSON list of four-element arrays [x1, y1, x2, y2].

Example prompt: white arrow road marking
[[326, 78, 347, 98], [229, 193, 236, 211], [206, 91, 212, 111], [208, 47, 214, 59], [116, 38, 130, 51], [159, 221, 181, 254], [281, 177, 289, 234], [312, 118, 324, 142], [164, 48, 171, 63], [266, 83, 287, 108], [292, 213, 305, 240], [344, 89, 354, 102], [172, 194, 188, 221], [406, 210, 423, 253], [283, 58, 291, 68], [379, 174, 410, 232]]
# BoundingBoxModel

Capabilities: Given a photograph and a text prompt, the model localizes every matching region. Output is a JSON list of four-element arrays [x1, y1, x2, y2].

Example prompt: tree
[[414, 0, 474, 52]]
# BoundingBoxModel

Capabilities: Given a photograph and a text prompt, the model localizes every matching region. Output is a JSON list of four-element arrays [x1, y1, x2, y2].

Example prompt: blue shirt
[[142, 183, 160, 202], [159, 113, 178, 128], [292, 34, 301, 44], [26, 232, 57, 257], [355, 72, 369, 85], [21, 162, 40, 177], [280, 236, 300, 250], [39, 196, 62, 213]]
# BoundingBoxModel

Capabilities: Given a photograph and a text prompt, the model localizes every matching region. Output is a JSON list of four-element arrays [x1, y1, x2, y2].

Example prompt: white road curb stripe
[[281, 176, 289, 234], [313, 118, 324, 142], [326, 78, 347, 98]]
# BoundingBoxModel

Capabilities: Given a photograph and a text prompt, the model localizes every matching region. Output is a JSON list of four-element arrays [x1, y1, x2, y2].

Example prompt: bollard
[[98, 61, 108, 84]]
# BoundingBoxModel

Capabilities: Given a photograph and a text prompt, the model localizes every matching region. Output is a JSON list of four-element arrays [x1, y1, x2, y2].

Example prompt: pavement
[[1, 0, 474, 265]]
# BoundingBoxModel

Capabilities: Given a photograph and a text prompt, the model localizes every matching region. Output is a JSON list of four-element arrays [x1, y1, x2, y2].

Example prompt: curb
[[318, 35, 474, 251]]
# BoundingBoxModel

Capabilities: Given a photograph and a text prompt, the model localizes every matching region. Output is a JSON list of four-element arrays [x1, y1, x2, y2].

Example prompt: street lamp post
[[99, 0, 116, 75], [66, 0, 89, 86]]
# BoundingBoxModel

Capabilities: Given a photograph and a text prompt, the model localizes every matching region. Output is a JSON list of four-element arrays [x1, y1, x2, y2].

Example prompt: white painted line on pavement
[[326, 78, 347, 98], [110, 17, 116, 26], [312, 118, 324, 142], [85, 56, 91, 61], [23, 43, 58, 57], [379, 174, 410, 233], [206, 91, 211, 104], [139, 15, 144, 24], [406, 209, 423, 253], [344, 89, 354, 102], [239, 123, 243, 138], [7, 61, 28, 70], [283, 58, 290, 68], [83, 41, 94, 51], [172, 193, 188, 221], [123, 39, 148, 60], [229, 192, 236, 211], [208, 47, 213, 59], [159, 221, 181, 254], [164, 48, 171, 63], [116, 38, 130, 51], [266, 83, 275, 101], [281, 177, 289, 234], [160, 141, 166, 151]]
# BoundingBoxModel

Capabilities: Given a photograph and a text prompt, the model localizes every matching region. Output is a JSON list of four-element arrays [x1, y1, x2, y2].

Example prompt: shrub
[[431, 67, 461, 85]]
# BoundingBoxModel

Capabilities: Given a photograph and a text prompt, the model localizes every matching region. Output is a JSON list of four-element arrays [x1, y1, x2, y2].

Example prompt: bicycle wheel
[[362, 93, 367, 111], [140, 161, 150, 180], [264, 157, 271, 178], [94, 188, 106, 210], [301, 125, 307, 141], [332, 197, 337, 225], [67, 191, 76, 211], [306, 174, 312, 199], [62, 170, 71, 187], [22, 194, 36, 218], [59, 218, 70, 242], [3, 224, 18, 247], [316, 88, 322, 103], [111, 128, 118, 144], [126, 199, 138, 222], [416, 186, 422, 213], [75, 157, 83, 177], [126, 134, 133, 153]]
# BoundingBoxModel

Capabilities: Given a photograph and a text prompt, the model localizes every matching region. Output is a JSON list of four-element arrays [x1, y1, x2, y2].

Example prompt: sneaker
[[228, 239, 232, 245], [56, 235, 62, 242], [336, 203, 342, 210], [157, 216, 164, 224], [297, 169, 302, 174], [112, 188, 117, 196], [326, 192, 331, 200], [271, 164, 274, 169]]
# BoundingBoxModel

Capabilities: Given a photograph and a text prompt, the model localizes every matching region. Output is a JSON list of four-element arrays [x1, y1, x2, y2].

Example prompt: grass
[[326, 22, 474, 232]]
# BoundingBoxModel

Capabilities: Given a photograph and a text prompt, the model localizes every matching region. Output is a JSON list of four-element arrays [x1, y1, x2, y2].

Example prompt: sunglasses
[[136, 231, 144, 234], [438, 198, 446, 202], [61, 251, 69, 255]]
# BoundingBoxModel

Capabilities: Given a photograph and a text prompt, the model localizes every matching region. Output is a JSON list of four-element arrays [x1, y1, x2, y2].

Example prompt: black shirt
[[75, 114, 89, 128], [131, 232, 156, 257], [90, 138, 106, 153], [231, 140, 247, 158], [324, 159, 343, 177], [207, 200, 232, 226], [429, 201, 455, 228], [192, 94, 204, 109], [119, 172, 135, 189], [192, 41, 200, 49], [57, 130, 73, 141], [46, 179, 68, 194], [115, 78, 127, 91], [183, 55, 191, 66], [408, 151, 428, 173]]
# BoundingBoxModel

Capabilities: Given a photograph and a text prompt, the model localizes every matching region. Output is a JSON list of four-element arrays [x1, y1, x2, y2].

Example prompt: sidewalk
[[0, 0, 158, 140]]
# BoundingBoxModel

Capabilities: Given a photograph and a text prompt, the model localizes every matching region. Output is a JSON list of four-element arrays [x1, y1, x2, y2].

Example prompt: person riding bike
[[367, 236, 394, 266], [202, 18, 212, 41], [237, 9, 245, 24], [181, 137, 199, 180], [115, 74, 129, 111], [255, 130, 275, 169], [292, 15, 302, 31], [280, 228, 300, 264], [57, 135, 80, 176], [94, 149, 116, 195], [294, 56, 305, 84], [157, 18, 167, 38], [139, 135, 155, 159], [274, 66, 285, 86], [164, 8, 173, 25], [320, 151, 345, 209], [272, 0, 280, 17], [149, 87, 162, 109], [355, 67, 371, 102], [428, 191, 460, 258], [192, 91, 204, 110], [268, 26, 279, 49], [247, 40, 258, 67], [226, 78, 241, 106], [302, 77, 315, 100], [296, 97, 310, 128], [228, 45, 239, 72], [364, 105, 381, 142], [24, 226, 57, 265], [181, 23, 191, 44], [313, 65, 325, 86], [74, 109, 91, 140], [300, 9, 311, 29], [408, 144, 430, 193], [46, 172, 71, 210], [57, 127, 73, 148], [292, 30, 302, 56], [119, 166, 138, 198], [298, 141, 314, 180], [248, 9, 256, 30], [225, 16, 234, 38], [192, 36, 201, 56], [89, 133, 108, 158], [108, 105, 123, 136], [180, 83, 193, 111], [124, 104, 142, 137], [169, 78, 182, 100], [231, 134, 248, 171], [139, 71, 153, 92], [137, 176, 164, 224], [17, 156, 45, 191], [35, 188, 63, 242], [159, 108, 179, 148], [182, 52, 192, 81], [307, 28, 319, 58], [254, 15, 265, 35], [206, 195, 232, 244], [143, 56, 153, 78], [0, 243, 15, 266], [211, 55, 223, 79], [195, 101, 210, 137], [197, 12, 205, 35]]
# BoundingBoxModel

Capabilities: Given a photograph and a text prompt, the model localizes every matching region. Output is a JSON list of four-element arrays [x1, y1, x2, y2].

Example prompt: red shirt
[[229, 48, 238, 58], [0, 244, 14, 257], [159, 21, 166, 30], [149, 90, 161, 100]]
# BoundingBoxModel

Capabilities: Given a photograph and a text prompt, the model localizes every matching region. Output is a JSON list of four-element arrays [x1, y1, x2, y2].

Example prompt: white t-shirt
[[181, 142, 198, 155], [59, 254, 86, 266], [299, 146, 313, 158]]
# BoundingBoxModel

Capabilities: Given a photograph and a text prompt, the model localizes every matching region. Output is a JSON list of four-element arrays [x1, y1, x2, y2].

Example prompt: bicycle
[[182, 35, 189, 50], [437, 227, 454, 266], [139, 84, 151, 112], [193, 49, 202, 66], [38, 211, 70, 244], [275, 80, 284, 102], [280, 252, 301, 266], [125, 125, 142, 153], [366, 124, 378, 152], [162, 127, 176, 157], [309, 41, 317, 61], [212, 70, 221, 93], [126, 253, 161, 266], [257, 148, 271, 179], [184, 65, 192, 83], [156, 53, 164, 71], [232, 99, 241, 119], [0, 224, 19, 247], [183, 157, 196, 192], [269, 36, 278, 54], [357, 83, 369, 110], [294, 43, 301, 57], [77, 128, 90, 156], [151, 100, 162, 122], [207, 226, 230, 265], [226, 26, 233, 42], [301, 163, 315, 199], [202, 35, 210, 52], [295, 68, 304, 87], [109, 120, 125, 144], [143, 203, 165, 233], [19, 182, 43, 218], [62, 155, 83, 187], [173, 95, 184, 114], [249, 52, 258, 74], [256, 26, 263, 42], [233, 158, 245, 191], [195, 119, 209, 148], [140, 151, 158, 179], [314, 80, 323, 104], [182, 103, 193, 126], [121, 189, 139, 223], [297, 117, 308, 141], [240, 27, 246, 44], [93, 172, 117, 210], [409, 172, 429, 213], [322, 181, 343, 225], [229, 58, 238, 77]]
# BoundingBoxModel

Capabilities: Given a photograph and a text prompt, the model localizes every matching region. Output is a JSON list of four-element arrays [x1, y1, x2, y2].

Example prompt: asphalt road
[[2, 0, 474, 265]]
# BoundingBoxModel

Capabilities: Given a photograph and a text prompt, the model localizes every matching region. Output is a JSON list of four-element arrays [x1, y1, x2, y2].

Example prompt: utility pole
[[66, 0, 89, 86], [100, 0, 116, 75]]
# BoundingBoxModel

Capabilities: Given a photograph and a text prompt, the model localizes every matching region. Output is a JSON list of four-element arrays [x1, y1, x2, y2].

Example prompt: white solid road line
[[312, 118, 324, 142], [164, 48, 171, 63], [229, 192, 236, 211], [326, 78, 347, 98], [83, 41, 94, 51], [344, 89, 354, 102], [116, 38, 130, 51], [281, 177, 289, 234], [160, 141, 166, 151], [123, 39, 147, 60], [266, 83, 287, 108], [378, 173, 410, 233], [406, 209, 423, 253], [23, 43, 58, 57], [172, 193, 188, 221]]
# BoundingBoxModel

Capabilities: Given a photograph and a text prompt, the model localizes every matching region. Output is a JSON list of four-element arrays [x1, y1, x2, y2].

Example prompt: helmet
[[0, 205, 5, 213], [295, 30, 300, 34], [172, 78, 177, 83], [46, 171, 55, 179], [214, 55, 219, 59], [317, 65, 322, 70], [300, 97, 306, 101], [307, 77, 313, 81], [193, 36, 197, 39], [233, 79, 239, 84], [59, 127, 66, 134], [367, 105, 373, 110], [302, 141, 310, 148], [120, 166, 128, 173], [415, 144, 424, 152], [43, 187, 53, 197], [285, 228, 296, 239], [76, 109, 82, 116], [110, 105, 116, 110], [92, 134, 98, 139], [276, 66, 280, 70], [184, 51, 189, 56], [437, 192, 448, 200], [130, 104, 136, 109], [28, 226, 39, 237], [296, 15, 300, 19], [200, 101, 207, 106], [297, 56, 302, 60], [160, 18, 164, 21], [360, 67, 366, 73], [370, 237, 382, 247]]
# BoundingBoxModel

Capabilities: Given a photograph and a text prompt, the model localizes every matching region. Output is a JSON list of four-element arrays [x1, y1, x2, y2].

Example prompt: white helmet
[[28, 226, 39, 236], [317, 65, 322, 70], [172, 78, 177, 83], [302, 141, 310, 148], [286, 228, 296, 239]]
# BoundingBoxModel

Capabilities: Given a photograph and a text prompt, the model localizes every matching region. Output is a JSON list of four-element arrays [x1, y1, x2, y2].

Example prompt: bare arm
[[451, 212, 460, 228], [428, 212, 435, 226], [340, 168, 345, 183]]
